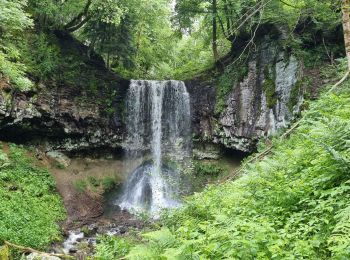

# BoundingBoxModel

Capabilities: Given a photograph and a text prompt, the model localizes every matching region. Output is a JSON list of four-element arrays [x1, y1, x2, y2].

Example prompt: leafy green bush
[[88, 176, 100, 187], [0, 53, 33, 90], [74, 179, 88, 193], [193, 161, 226, 177], [0, 144, 66, 249], [102, 177, 117, 192], [0, 0, 34, 90], [95, 235, 133, 259], [22, 33, 60, 81], [74, 176, 118, 193], [124, 68, 350, 259]]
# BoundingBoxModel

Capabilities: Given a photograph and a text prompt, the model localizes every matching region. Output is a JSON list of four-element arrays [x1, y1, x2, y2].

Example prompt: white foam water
[[118, 80, 191, 216]]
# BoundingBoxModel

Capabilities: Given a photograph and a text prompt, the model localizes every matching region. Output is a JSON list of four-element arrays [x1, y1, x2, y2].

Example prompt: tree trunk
[[107, 52, 110, 69], [212, 0, 219, 61], [342, 0, 350, 71]]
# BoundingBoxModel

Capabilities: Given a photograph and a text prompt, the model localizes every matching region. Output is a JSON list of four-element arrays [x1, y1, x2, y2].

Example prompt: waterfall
[[118, 80, 191, 215]]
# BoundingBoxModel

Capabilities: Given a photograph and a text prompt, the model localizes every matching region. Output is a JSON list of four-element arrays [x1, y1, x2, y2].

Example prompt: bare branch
[[64, 0, 92, 31], [4, 241, 74, 260], [230, 3, 265, 67]]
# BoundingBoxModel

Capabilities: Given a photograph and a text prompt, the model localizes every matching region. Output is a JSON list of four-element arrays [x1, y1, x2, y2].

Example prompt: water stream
[[118, 80, 191, 215]]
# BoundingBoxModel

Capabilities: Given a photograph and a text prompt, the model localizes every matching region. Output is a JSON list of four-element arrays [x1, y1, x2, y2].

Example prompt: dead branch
[[4, 241, 74, 260], [229, 3, 265, 66]]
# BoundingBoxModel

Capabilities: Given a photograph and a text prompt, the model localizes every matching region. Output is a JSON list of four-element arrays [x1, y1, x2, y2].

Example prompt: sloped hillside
[[105, 62, 350, 259]]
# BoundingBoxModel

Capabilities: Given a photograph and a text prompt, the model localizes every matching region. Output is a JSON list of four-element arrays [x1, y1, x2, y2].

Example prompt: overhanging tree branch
[[66, 15, 91, 32], [64, 0, 92, 32]]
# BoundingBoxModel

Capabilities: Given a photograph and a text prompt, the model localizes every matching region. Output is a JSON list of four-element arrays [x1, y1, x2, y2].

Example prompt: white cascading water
[[118, 80, 191, 216]]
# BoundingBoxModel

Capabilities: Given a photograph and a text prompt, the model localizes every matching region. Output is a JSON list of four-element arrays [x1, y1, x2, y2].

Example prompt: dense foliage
[[0, 0, 33, 89], [0, 144, 65, 249], [113, 63, 350, 259], [95, 235, 134, 259], [0, 1, 349, 257], [1, 0, 342, 85]]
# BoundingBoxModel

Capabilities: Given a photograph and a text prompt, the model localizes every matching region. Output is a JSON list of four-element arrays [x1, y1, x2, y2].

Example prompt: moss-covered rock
[[287, 80, 303, 111], [263, 78, 277, 108]]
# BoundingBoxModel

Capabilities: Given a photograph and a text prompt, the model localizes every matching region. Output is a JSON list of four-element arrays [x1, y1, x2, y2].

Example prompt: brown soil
[[304, 68, 323, 99], [49, 157, 127, 230]]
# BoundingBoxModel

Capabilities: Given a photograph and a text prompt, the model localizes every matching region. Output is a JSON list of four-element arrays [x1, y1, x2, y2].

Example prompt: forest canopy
[[0, 0, 344, 86]]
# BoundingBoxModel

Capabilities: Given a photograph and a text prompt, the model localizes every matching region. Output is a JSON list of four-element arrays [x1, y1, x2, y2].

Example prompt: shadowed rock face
[[0, 31, 129, 152], [0, 26, 316, 154], [185, 80, 216, 141], [213, 42, 302, 152], [0, 80, 129, 152], [185, 35, 303, 153]]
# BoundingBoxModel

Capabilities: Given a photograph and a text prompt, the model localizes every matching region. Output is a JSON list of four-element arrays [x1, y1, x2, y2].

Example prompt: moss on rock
[[287, 80, 303, 111], [262, 66, 277, 108]]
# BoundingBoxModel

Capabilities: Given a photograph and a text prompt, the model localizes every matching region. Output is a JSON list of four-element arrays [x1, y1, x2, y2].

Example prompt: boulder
[[46, 151, 71, 168], [26, 252, 61, 260]]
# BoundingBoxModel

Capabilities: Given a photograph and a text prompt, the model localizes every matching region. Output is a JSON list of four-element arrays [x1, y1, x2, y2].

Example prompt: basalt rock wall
[[0, 24, 341, 154], [0, 31, 129, 153]]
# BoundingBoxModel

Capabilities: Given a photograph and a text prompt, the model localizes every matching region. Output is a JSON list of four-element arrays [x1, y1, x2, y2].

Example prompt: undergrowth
[[0, 144, 65, 250], [115, 65, 350, 259]]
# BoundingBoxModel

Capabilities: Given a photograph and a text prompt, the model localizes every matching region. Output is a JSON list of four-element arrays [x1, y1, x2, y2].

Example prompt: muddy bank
[[49, 156, 127, 229]]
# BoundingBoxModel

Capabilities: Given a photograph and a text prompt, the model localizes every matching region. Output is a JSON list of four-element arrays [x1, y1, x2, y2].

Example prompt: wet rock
[[46, 151, 71, 168], [119, 226, 127, 234], [68, 248, 77, 254], [26, 253, 61, 260], [87, 224, 98, 234], [212, 47, 301, 152], [87, 237, 96, 246], [63, 231, 84, 254]]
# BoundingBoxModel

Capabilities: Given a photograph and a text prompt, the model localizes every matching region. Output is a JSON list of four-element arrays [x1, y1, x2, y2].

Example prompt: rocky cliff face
[[0, 32, 129, 153], [0, 32, 303, 155], [213, 41, 303, 152], [0, 82, 128, 152], [188, 21, 343, 153], [185, 27, 307, 153], [0, 26, 325, 155], [185, 80, 216, 141]]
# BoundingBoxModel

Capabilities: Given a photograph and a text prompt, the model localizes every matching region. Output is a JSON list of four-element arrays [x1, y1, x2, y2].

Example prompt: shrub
[[193, 161, 226, 177], [88, 176, 100, 187], [0, 144, 66, 250], [94, 235, 133, 259], [102, 177, 117, 192], [74, 179, 88, 193]]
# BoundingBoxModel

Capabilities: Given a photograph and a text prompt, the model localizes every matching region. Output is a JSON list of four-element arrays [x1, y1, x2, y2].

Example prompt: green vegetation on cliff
[[1, 0, 343, 87], [0, 0, 33, 90], [117, 64, 350, 259], [0, 144, 65, 250]]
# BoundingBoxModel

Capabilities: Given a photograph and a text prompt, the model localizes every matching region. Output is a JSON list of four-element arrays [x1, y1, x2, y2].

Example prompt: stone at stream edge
[[46, 151, 71, 168], [26, 252, 61, 260]]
